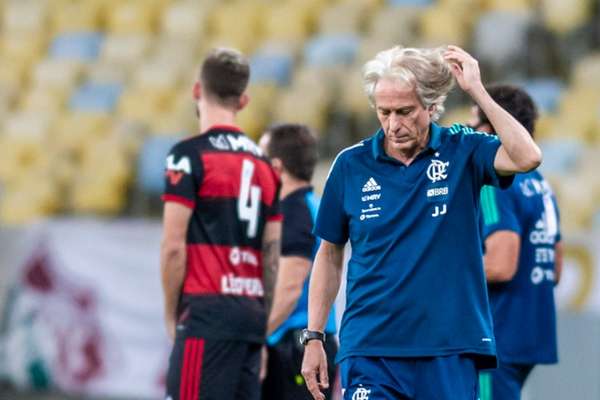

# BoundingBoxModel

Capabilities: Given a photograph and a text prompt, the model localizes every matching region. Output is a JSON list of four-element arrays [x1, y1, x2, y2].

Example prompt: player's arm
[[161, 202, 192, 341], [262, 220, 282, 315], [267, 256, 310, 336], [554, 241, 564, 285], [302, 240, 344, 400], [444, 45, 542, 175], [483, 231, 521, 282]]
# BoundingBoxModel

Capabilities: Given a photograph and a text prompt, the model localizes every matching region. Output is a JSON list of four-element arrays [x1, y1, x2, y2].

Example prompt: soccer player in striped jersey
[[470, 85, 563, 400], [161, 48, 282, 400]]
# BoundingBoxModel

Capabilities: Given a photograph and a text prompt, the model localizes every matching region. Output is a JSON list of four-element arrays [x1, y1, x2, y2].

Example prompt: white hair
[[362, 46, 455, 121]]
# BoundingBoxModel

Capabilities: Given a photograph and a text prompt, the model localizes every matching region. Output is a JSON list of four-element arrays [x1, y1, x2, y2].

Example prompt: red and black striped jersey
[[162, 125, 282, 342]]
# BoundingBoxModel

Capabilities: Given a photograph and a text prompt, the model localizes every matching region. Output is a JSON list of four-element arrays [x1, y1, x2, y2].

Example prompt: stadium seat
[[161, 1, 210, 38], [250, 47, 294, 87], [304, 34, 360, 67], [209, 2, 266, 53], [541, 0, 591, 35], [317, 1, 373, 34], [49, 32, 104, 62], [106, 0, 159, 34], [521, 78, 565, 113], [572, 53, 600, 89], [50, 1, 102, 34], [338, 65, 371, 117], [367, 6, 424, 50], [20, 85, 71, 114], [32, 59, 84, 90], [2, 0, 49, 34], [85, 61, 130, 84], [100, 34, 151, 65], [69, 82, 124, 113], [137, 136, 180, 194], [118, 87, 177, 125], [537, 138, 584, 175], [0, 32, 48, 70], [419, 5, 470, 47], [0, 177, 61, 224], [482, 0, 532, 12], [472, 11, 532, 75], [556, 88, 600, 142], [54, 112, 113, 155], [3, 111, 55, 139], [0, 59, 29, 91], [262, 3, 312, 46], [387, 0, 434, 6], [133, 61, 184, 92]]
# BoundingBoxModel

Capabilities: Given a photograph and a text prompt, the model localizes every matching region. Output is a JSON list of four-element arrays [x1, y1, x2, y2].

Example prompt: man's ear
[[193, 82, 201, 100], [428, 104, 436, 117], [237, 93, 249, 111], [270, 157, 283, 174]]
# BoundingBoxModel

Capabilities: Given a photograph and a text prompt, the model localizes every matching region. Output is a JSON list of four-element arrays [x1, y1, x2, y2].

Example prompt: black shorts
[[262, 330, 338, 400], [166, 334, 262, 400]]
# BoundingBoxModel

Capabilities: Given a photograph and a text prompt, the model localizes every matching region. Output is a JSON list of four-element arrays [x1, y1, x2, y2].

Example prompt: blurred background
[[0, 0, 598, 398]]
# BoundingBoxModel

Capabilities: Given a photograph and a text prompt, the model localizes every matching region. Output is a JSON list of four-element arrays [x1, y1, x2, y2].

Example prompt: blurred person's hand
[[301, 341, 329, 400], [444, 45, 484, 96], [166, 317, 176, 342], [260, 345, 268, 382]]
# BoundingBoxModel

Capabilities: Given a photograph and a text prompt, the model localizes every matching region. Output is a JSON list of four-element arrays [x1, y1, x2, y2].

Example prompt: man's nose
[[388, 114, 402, 131]]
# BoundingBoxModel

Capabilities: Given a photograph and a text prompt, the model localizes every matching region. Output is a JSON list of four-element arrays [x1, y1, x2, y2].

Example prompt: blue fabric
[[50, 32, 103, 62], [138, 136, 182, 194], [341, 355, 479, 400], [304, 34, 359, 67], [481, 171, 560, 365], [70, 82, 123, 112], [479, 363, 533, 400], [250, 51, 293, 86], [315, 123, 513, 367], [267, 188, 336, 345]]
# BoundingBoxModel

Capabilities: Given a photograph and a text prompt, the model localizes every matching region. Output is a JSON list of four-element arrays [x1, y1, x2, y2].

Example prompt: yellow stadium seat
[[367, 6, 425, 49], [85, 61, 130, 84], [419, 6, 470, 47], [481, 0, 532, 12], [439, 106, 473, 128], [572, 53, 600, 89], [236, 83, 280, 140], [3, 0, 49, 34], [151, 35, 202, 73], [556, 88, 600, 142], [106, 0, 159, 34], [262, 3, 312, 45], [161, 1, 210, 38], [70, 138, 131, 214], [118, 87, 177, 125], [0, 32, 47, 69], [209, 2, 266, 53], [50, 1, 102, 33], [100, 34, 152, 64], [318, 1, 377, 34], [32, 59, 84, 90], [3, 111, 55, 139], [0, 177, 61, 224], [541, 0, 591, 35], [339, 65, 371, 116], [134, 61, 184, 92], [20, 85, 70, 114], [0, 59, 29, 91], [53, 112, 112, 156]]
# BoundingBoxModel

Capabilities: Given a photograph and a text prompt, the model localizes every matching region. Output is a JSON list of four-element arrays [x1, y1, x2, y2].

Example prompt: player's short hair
[[362, 46, 455, 121], [200, 47, 250, 109], [265, 124, 318, 182], [479, 84, 538, 137]]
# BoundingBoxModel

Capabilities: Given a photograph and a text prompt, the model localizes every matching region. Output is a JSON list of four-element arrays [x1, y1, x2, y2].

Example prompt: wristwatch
[[299, 329, 326, 346]]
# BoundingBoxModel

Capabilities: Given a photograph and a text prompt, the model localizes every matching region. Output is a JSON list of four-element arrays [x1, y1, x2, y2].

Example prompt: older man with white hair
[[300, 45, 542, 400]]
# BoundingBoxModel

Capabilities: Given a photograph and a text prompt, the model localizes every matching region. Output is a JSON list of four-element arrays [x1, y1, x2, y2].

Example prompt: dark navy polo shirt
[[481, 170, 560, 365], [314, 123, 513, 368]]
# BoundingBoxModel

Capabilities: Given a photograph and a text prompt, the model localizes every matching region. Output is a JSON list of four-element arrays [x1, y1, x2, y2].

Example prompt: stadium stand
[[0, 0, 597, 236]]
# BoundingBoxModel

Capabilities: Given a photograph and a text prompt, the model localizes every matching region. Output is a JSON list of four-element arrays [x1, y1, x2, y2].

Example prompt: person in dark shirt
[[161, 47, 282, 400], [469, 84, 563, 400], [259, 124, 338, 400]]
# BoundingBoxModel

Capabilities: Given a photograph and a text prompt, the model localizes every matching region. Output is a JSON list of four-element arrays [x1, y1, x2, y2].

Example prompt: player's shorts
[[166, 334, 261, 400], [479, 362, 533, 400], [262, 330, 338, 400], [340, 354, 479, 400]]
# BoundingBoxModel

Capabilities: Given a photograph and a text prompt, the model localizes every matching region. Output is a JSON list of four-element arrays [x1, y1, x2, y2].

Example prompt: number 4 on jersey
[[238, 159, 262, 238]]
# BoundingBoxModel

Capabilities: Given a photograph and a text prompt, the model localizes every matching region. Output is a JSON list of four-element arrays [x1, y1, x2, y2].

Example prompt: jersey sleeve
[[314, 155, 349, 244], [281, 202, 315, 259], [162, 141, 202, 209], [480, 184, 521, 240], [460, 125, 514, 189]]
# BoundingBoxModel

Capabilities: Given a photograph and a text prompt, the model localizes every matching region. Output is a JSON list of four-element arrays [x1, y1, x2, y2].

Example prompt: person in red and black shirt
[[161, 47, 282, 400]]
